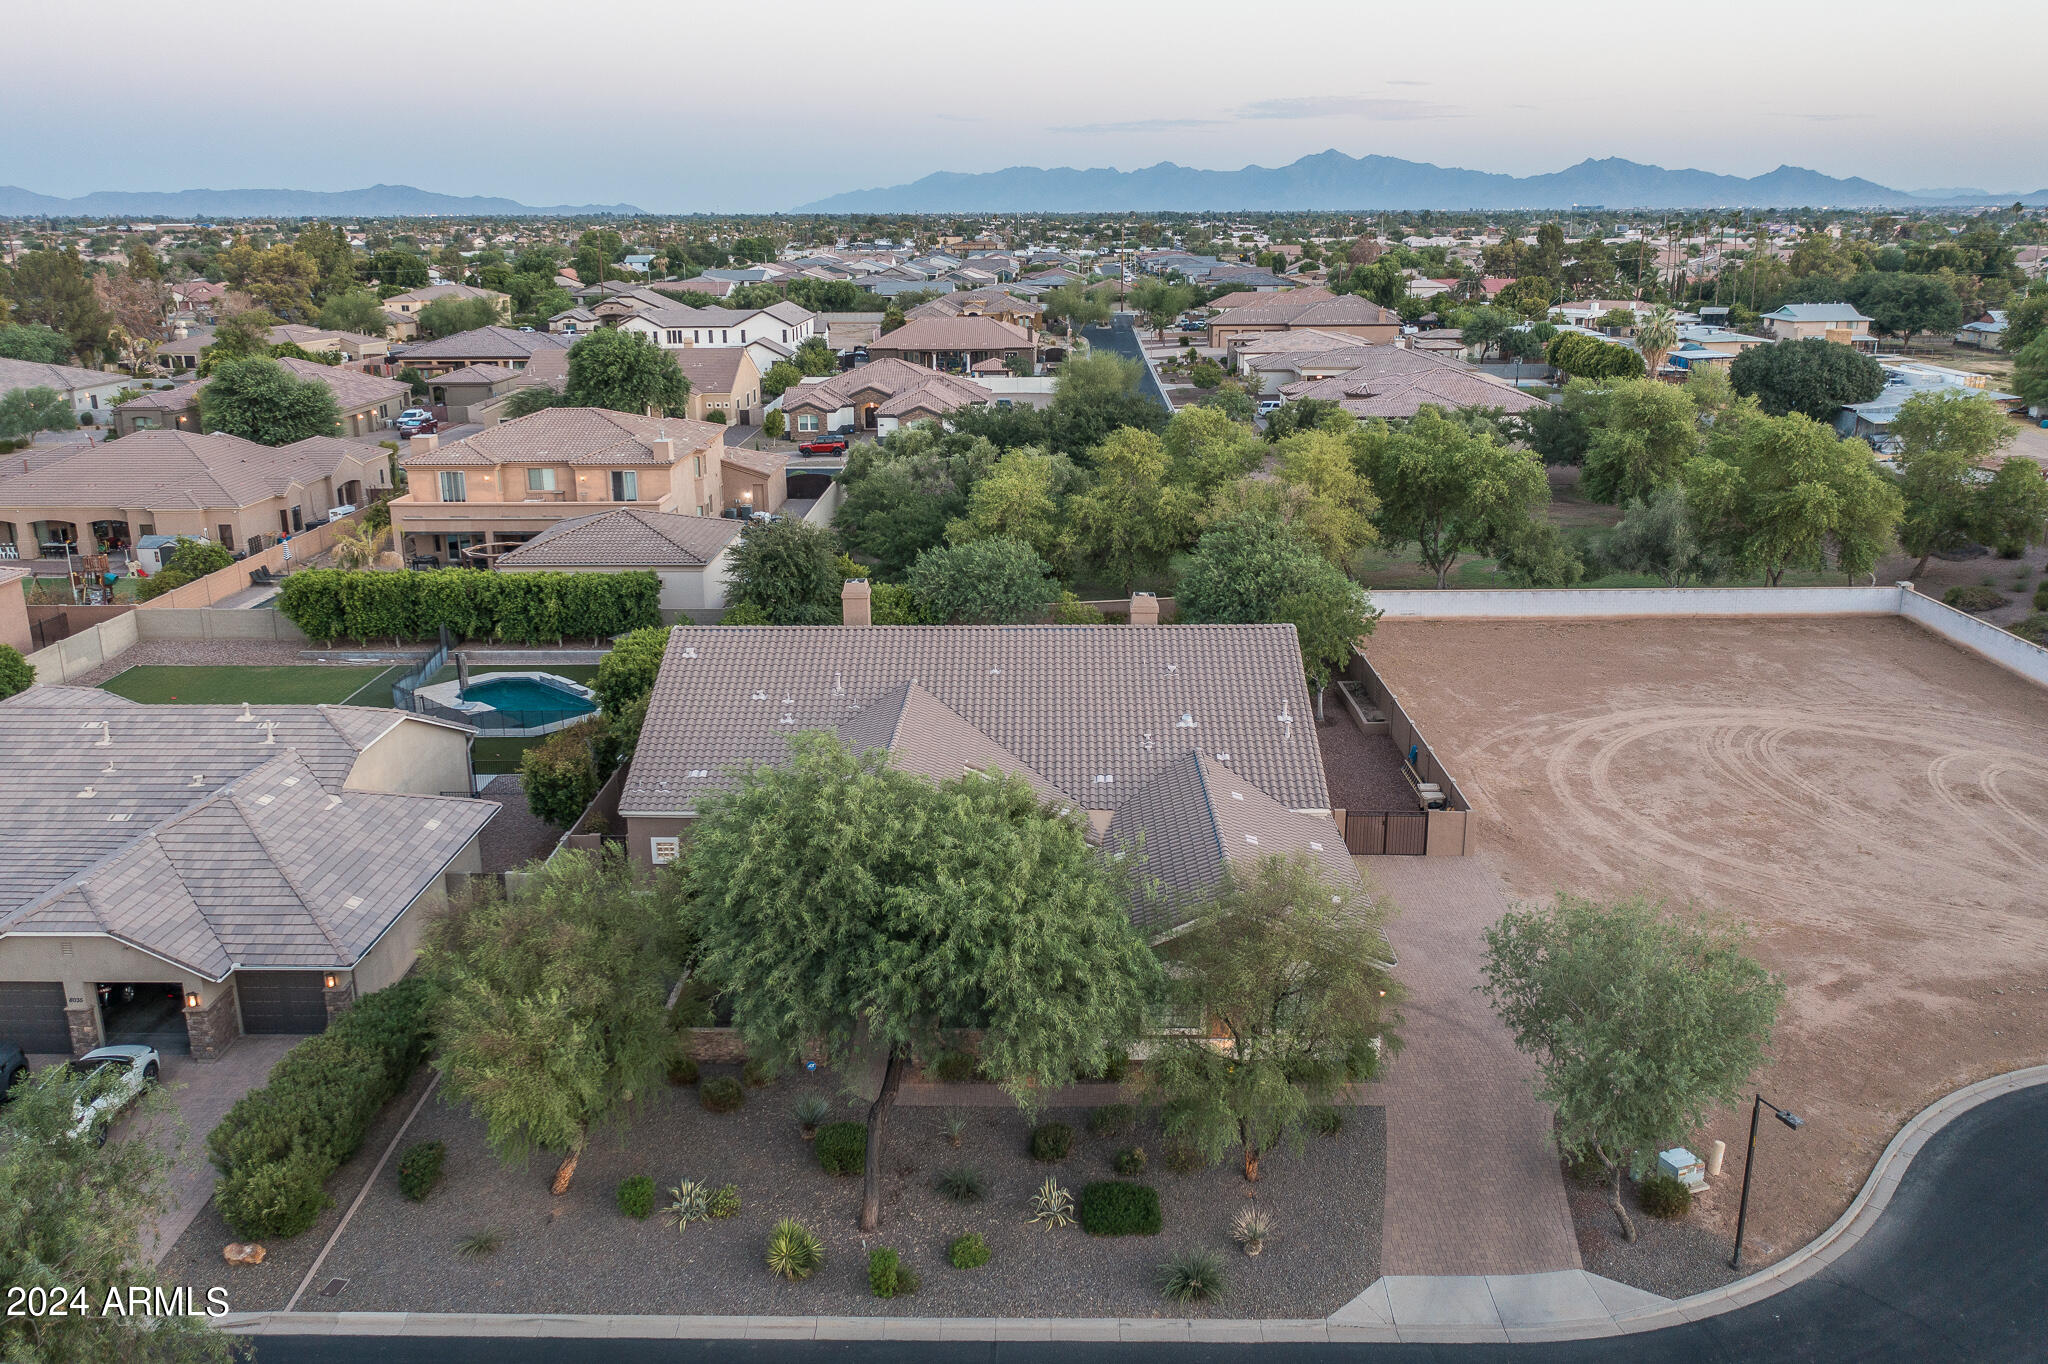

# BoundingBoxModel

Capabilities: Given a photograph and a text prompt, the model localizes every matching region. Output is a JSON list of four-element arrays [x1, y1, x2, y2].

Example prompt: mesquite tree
[[691, 732, 1157, 1230], [1480, 894, 1784, 1242]]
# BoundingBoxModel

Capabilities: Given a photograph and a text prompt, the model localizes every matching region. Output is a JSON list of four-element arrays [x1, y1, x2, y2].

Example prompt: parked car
[[1257, 398, 1285, 415], [67, 1044, 160, 1144], [393, 408, 438, 434], [1, 1042, 26, 1102], [1179, 318, 1207, 332], [833, 423, 857, 436], [798, 437, 848, 455]]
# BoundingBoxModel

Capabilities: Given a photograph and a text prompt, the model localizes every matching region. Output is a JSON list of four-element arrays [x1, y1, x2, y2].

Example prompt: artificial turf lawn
[[99, 664, 401, 707]]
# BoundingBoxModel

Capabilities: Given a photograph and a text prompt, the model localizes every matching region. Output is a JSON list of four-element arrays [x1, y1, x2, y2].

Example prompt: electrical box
[[1658, 1147, 1706, 1188]]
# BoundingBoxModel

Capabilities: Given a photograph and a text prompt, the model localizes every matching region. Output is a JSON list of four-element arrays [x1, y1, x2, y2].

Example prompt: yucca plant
[[942, 1109, 968, 1148], [935, 1166, 985, 1203], [1027, 1176, 1075, 1229], [1231, 1205, 1272, 1256], [765, 1218, 825, 1280], [665, 1180, 710, 1230], [794, 1095, 830, 1139], [456, 1227, 502, 1258], [1160, 1248, 1227, 1304]]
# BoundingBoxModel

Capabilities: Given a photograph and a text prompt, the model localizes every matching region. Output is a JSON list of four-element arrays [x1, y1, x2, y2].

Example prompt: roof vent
[[189, 774, 205, 787], [259, 720, 279, 745], [255, 794, 273, 806], [238, 702, 255, 722], [1093, 774, 1114, 785], [344, 895, 363, 910], [1308, 840, 1324, 852], [1215, 752, 1231, 764], [1164, 662, 1177, 674], [687, 768, 709, 778], [424, 818, 441, 831], [1176, 712, 1196, 729], [752, 690, 769, 701], [282, 776, 299, 787], [681, 646, 698, 659], [107, 812, 132, 822], [779, 713, 794, 725], [77, 786, 95, 798], [1277, 707, 1293, 725], [1243, 834, 1259, 845], [1230, 791, 1244, 801], [988, 666, 1001, 677]]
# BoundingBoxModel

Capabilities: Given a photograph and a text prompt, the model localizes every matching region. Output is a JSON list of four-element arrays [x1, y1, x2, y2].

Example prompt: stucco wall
[[344, 716, 475, 796], [0, 934, 221, 1051]]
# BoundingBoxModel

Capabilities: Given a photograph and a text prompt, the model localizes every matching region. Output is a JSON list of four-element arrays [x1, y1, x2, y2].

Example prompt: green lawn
[[100, 664, 402, 706]]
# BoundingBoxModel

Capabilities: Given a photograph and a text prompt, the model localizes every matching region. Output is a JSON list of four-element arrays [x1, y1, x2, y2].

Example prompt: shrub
[[207, 976, 436, 1239], [700, 1076, 745, 1113], [794, 1094, 830, 1136], [1162, 1140, 1205, 1174], [928, 1049, 983, 1083], [707, 1183, 742, 1219], [2013, 613, 2048, 645], [1029, 1121, 1074, 1163], [948, 1232, 991, 1269], [766, 1218, 824, 1280], [936, 1166, 985, 1203], [1159, 1248, 1227, 1303], [1028, 1177, 1075, 1229], [1087, 1104, 1137, 1138], [1077, 1181, 1163, 1236], [617, 1175, 657, 1220], [134, 567, 196, 602], [1307, 1104, 1345, 1137], [815, 1121, 867, 1175], [1231, 1205, 1272, 1252], [397, 1140, 445, 1202], [942, 1109, 968, 1147], [1050, 591, 1107, 625], [1638, 1172, 1693, 1219], [457, 1228, 502, 1258], [868, 1246, 919, 1298], [1943, 585, 2008, 612], [665, 1180, 710, 1228], [278, 567, 660, 645], [0, 645, 34, 700], [1113, 1146, 1147, 1176], [742, 1056, 775, 1088], [594, 624, 672, 714], [520, 725, 599, 827], [2033, 585, 2048, 612], [666, 1050, 700, 1086]]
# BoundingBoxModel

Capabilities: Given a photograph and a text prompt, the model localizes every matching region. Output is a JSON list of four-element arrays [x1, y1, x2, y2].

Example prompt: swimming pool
[[460, 674, 598, 723]]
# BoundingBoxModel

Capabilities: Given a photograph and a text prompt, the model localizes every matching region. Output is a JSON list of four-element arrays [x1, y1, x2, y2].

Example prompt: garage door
[[0, 981, 73, 1053], [235, 972, 330, 1034]]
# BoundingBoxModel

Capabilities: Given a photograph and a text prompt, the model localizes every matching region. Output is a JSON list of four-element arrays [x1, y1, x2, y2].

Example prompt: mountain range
[[0, 183, 645, 219], [795, 152, 2048, 213]]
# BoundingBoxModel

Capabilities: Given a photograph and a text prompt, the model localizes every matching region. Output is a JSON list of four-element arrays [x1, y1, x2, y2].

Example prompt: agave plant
[[942, 1109, 968, 1148], [1027, 1176, 1075, 1229], [665, 1180, 710, 1230], [765, 1218, 824, 1280], [794, 1094, 830, 1138]]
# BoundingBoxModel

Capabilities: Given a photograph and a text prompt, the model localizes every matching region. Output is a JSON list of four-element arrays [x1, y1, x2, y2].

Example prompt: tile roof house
[[614, 300, 822, 382], [1206, 287, 1335, 313], [1277, 345, 1547, 419], [392, 326, 572, 378], [389, 407, 731, 565], [618, 620, 1359, 934], [778, 358, 995, 436], [0, 430, 390, 559], [113, 358, 411, 439], [496, 506, 746, 615], [0, 355, 136, 429], [1207, 295, 1403, 352], [670, 346, 764, 426], [0, 687, 493, 1058], [862, 314, 1039, 373], [906, 287, 1045, 339], [1760, 303, 1877, 350]]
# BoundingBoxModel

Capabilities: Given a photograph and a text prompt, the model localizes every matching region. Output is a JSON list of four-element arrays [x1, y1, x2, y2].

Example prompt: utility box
[[1658, 1147, 1706, 1189]]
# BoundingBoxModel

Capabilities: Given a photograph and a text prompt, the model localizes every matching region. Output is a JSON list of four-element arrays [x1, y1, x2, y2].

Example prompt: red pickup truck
[[796, 436, 848, 455]]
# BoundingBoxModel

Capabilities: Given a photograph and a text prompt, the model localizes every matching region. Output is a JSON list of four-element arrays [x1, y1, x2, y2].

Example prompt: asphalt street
[[245, 1083, 2046, 1362], [1080, 316, 1171, 412]]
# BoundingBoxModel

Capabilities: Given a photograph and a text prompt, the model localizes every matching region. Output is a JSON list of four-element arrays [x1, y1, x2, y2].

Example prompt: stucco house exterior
[[671, 347, 763, 426], [779, 360, 996, 436], [389, 408, 729, 565], [1760, 303, 1877, 350], [112, 358, 412, 438], [391, 326, 572, 378], [495, 506, 745, 616], [0, 356, 135, 429], [0, 430, 389, 558], [862, 315, 1039, 373], [1207, 295, 1403, 353], [0, 687, 493, 1059]]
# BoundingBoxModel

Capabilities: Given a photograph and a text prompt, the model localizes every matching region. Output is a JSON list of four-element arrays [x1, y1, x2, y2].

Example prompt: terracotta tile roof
[[621, 624, 1329, 819], [1233, 328, 1385, 356], [907, 287, 1046, 321], [428, 364, 519, 385], [401, 406, 725, 469], [778, 359, 991, 416], [671, 348, 747, 394], [274, 356, 410, 410], [0, 693, 494, 978], [868, 314, 1034, 353], [496, 506, 742, 569], [1108, 751, 1360, 932], [835, 681, 1060, 799], [0, 430, 373, 510], [1206, 287, 1334, 311], [1213, 295, 1401, 329], [720, 444, 786, 479], [0, 355, 122, 395]]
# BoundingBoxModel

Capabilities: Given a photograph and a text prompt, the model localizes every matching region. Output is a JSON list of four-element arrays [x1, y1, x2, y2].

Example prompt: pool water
[[459, 675, 597, 722]]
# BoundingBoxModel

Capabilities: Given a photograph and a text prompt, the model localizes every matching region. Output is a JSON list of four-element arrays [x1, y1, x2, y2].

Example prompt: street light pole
[[1730, 1092, 1804, 1271]]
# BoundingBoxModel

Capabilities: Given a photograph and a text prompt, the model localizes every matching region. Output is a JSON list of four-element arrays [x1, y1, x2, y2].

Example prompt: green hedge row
[[276, 567, 660, 644], [207, 977, 437, 1239]]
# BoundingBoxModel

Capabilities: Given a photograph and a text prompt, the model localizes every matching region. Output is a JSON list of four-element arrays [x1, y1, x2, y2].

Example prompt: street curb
[[215, 1065, 2048, 1344]]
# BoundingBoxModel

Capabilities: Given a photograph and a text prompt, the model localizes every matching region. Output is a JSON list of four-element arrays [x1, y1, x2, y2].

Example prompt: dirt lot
[[1365, 615, 2048, 1267]]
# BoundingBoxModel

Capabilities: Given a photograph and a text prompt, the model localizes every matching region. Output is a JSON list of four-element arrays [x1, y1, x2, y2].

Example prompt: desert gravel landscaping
[[207, 1064, 1385, 1319]]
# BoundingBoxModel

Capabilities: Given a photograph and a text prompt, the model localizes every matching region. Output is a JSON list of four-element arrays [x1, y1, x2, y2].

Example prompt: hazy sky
[[7, 0, 2041, 211]]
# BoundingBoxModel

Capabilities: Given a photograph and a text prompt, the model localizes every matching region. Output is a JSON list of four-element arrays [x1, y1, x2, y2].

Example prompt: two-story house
[[1759, 303, 1877, 351], [388, 408, 735, 565]]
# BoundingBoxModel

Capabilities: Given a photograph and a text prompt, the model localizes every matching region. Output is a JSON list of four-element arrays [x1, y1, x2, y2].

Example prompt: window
[[439, 471, 466, 502], [526, 468, 556, 492], [797, 413, 819, 432], [667, 329, 683, 345], [693, 455, 703, 476], [610, 470, 638, 501]]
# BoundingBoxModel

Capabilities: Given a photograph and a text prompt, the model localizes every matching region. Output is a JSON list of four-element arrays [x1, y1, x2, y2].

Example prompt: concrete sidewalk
[[1362, 855, 1581, 1276]]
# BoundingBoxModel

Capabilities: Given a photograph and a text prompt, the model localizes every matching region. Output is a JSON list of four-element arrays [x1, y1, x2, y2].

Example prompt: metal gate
[[0, 981, 73, 1052], [1343, 811, 1429, 856], [235, 972, 330, 1034]]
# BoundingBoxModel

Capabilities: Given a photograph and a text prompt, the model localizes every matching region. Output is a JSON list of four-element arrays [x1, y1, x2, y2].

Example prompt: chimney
[[841, 578, 872, 627], [650, 437, 676, 464], [409, 431, 439, 455], [1128, 591, 1159, 626]]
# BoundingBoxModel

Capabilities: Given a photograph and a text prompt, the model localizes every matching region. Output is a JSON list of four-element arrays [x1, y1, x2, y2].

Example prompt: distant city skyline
[[6, 0, 2039, 214]]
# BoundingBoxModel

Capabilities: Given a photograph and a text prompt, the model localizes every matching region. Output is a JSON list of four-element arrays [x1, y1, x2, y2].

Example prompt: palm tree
[[329, 521, 393, 571], [1635, 307, 1678, 378]]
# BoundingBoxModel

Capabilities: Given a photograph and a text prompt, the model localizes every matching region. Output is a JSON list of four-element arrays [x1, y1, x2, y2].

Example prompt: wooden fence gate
[[1343, 810, 1429, 856]]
